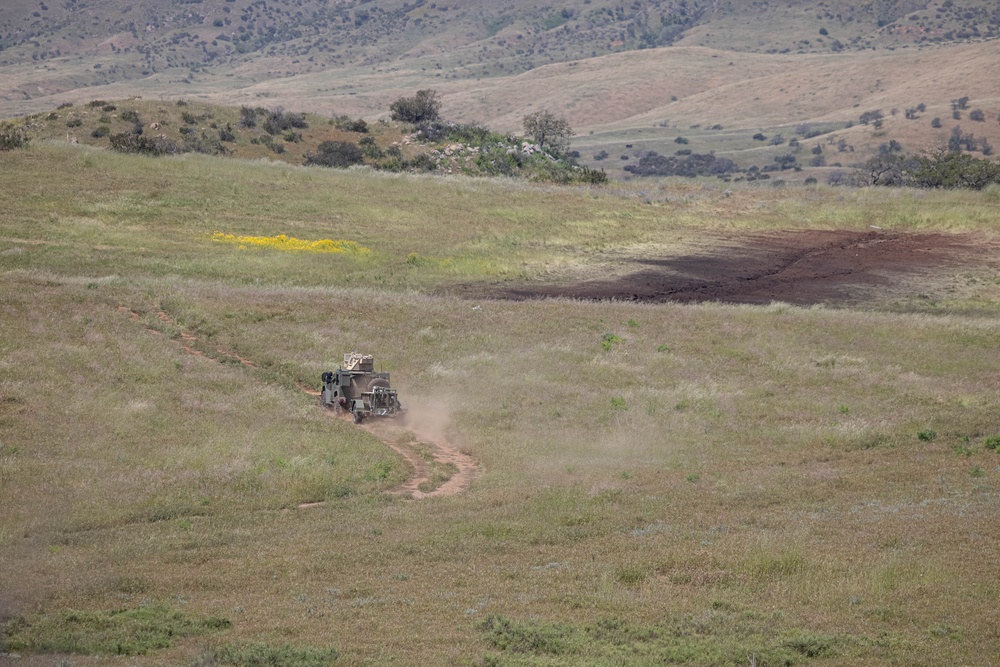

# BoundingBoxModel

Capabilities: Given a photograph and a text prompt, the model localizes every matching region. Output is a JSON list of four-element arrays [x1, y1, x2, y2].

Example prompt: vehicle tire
[[353, 411, 363, 424]]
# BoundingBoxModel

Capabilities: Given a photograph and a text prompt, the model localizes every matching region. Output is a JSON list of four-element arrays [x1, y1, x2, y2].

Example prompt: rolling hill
[[2, 0, 1000, 171]]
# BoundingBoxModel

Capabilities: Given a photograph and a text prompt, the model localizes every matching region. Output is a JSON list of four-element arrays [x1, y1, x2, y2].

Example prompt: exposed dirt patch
[[475, 230, 993, 307], [329, 408, 479, 501]]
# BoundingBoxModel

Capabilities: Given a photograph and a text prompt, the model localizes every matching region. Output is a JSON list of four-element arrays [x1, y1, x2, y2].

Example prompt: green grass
[[1, 143, 999, 665], [3, 604, 231, 655]]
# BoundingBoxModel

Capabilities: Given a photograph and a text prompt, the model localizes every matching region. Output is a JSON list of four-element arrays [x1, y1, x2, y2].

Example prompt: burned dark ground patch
[[464, 230, 994, 308]]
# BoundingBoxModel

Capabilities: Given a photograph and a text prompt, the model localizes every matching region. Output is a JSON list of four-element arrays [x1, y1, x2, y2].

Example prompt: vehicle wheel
[[353, 412, 363, 424]]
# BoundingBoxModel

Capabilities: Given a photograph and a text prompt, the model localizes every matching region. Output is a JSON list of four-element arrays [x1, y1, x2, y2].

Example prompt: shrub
[[304, 140, 364, 168], [109, 133, 176, 155], [917, 430, 937, 442], [120, 109, 140, 123], [66, 118, 83, 128], [238, 106, 258, 128], [263, 108, 307, 135], [600, 333, 622, 351], [859, 110, 883, 125], [624, 150, 736, 177], [336, 118, 369, 133], [969, 109, 986, 122], [91, 125, 110, 138], [478, 615, 578, 656], [752, 132, 766, 141], [389, 89, 441, 124], [358, 135, 382, 159], [984, 436, 1000, 451], [3, 605, 230, 656], [212, 643, 338, 667], [0, 124, 30, 150]]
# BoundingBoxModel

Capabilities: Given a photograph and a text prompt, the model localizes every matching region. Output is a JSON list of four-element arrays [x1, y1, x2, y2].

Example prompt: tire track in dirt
[[117, 306, 479, 502]]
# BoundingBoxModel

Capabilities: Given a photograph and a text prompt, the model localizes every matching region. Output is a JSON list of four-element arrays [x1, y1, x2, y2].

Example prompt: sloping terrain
[[2, 143, 999, 666], [2, 0, 1000, 130]]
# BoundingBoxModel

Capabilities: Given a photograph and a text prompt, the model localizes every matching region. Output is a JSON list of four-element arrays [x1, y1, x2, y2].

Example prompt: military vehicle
[[320, 353, 405, 423]]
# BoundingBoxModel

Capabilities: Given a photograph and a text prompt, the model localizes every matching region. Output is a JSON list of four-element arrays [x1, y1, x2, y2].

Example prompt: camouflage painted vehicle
[[320, 353, 405, 423]]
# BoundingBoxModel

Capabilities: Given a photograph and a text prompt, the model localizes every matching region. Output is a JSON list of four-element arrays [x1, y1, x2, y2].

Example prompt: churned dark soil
[[478, 230, 991, 307]]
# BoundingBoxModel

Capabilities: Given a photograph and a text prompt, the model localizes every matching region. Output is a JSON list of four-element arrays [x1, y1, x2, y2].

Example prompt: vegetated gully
[[117, 307, 479, 503]]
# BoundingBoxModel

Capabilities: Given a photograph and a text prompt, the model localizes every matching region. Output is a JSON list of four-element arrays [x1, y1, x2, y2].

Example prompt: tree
[[389, 89, 441, 124], [855, 153, 911, 186], [522, 109, 573, 155], [859, 109, 883, 125]]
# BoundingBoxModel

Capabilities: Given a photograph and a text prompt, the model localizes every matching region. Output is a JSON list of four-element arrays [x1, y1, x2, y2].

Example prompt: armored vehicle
[[320, 353, 405, 423]]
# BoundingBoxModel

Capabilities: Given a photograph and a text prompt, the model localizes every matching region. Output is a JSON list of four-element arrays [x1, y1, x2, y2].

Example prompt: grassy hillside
[[1, 143, 999, 665]]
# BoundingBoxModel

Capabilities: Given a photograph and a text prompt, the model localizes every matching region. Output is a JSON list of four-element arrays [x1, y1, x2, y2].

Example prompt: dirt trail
[[118, 307, 478, 502]]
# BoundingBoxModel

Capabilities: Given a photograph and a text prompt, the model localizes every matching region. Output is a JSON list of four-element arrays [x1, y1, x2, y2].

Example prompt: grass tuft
[[2, 604, 230, 656], [212, 643, 339, 667]]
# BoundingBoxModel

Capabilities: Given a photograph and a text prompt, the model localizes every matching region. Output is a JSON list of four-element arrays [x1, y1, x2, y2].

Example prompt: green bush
[[335, 117, 369, 133], [0, 124, 30, 150], [478, 615, 579, 655], [109, 133, 176, 155], [2, 605, 230, 656], [984, 436, 1000, 451], [263, 108, 308, 135], [304, 140, 364, 168], [213, 643, 338, 667], [389, 89, 441, 124], [600, 333, 622, 351]]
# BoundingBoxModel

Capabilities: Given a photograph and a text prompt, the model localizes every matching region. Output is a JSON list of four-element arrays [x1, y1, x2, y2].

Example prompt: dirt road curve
[[341, 409, 479, 500], [487, 230, 991, 307], [119, 307, 479, 501]]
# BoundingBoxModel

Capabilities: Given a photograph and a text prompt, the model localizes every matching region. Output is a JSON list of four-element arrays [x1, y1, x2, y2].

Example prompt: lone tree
[[389, 89, 441, 124], [522, 109, 573, 155]]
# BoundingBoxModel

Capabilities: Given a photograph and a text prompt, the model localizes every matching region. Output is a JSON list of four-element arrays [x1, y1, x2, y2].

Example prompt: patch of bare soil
[[477, 230, 992, 307], [119, 307, 478, 502], [330, 408, 479, 501]]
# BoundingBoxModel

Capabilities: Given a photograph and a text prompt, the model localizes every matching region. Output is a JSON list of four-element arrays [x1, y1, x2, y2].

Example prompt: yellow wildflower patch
[[211, 232, 370, 254]]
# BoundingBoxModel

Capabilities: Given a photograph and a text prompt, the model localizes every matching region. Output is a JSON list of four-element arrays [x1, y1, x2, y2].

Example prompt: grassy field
[[2, 143, 1000, 666]]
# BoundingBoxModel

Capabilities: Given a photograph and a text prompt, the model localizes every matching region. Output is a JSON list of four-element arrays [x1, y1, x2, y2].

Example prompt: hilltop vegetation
[[7, 96, 605, 183]]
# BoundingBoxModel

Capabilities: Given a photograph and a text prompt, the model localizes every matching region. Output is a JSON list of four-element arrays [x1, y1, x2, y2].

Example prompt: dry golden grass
[[1, 144, 999, 665]]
